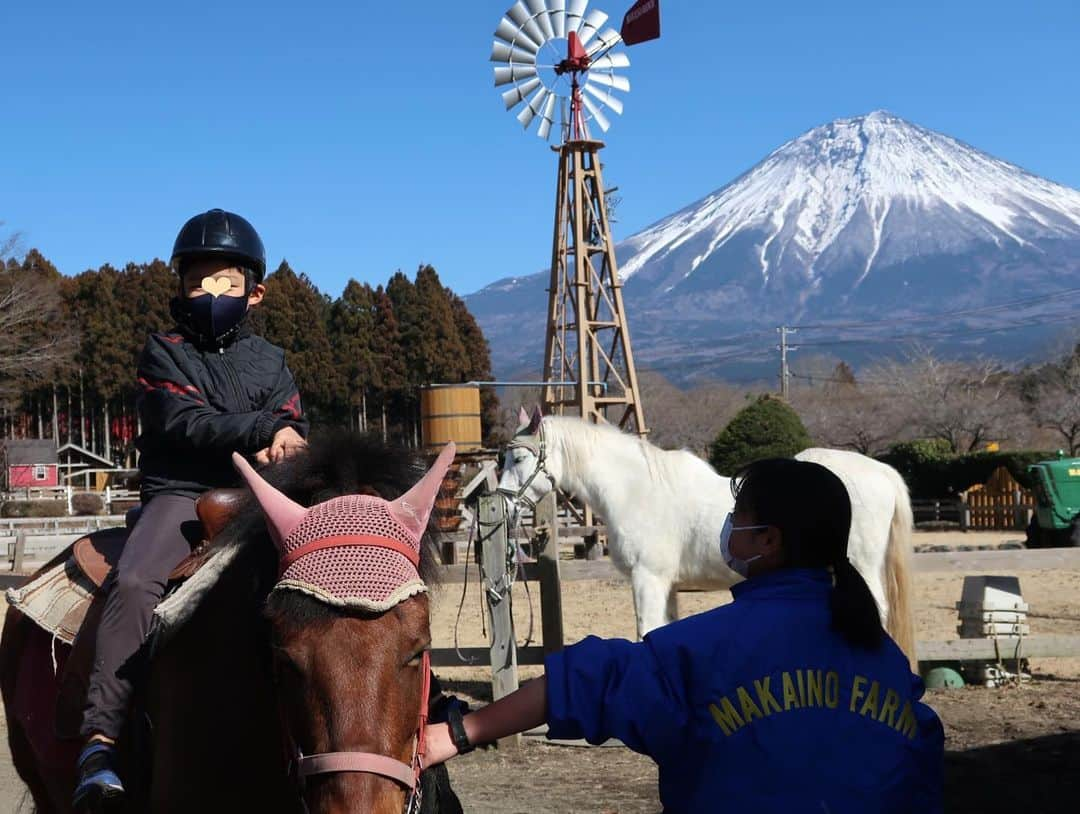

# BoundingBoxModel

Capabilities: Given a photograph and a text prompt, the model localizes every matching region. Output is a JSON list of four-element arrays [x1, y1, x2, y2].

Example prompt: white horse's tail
[[882, 466, 917, 672]]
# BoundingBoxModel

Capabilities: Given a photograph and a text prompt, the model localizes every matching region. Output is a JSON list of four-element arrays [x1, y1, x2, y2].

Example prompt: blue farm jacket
[[545, 569, 944, 813]]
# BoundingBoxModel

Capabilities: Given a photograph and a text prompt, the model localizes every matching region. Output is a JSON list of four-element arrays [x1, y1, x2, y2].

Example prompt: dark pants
[[81, 494, 202, 740]]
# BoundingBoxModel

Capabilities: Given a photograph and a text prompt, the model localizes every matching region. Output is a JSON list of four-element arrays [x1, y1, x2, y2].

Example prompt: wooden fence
[[911, 467, 1036, 532]]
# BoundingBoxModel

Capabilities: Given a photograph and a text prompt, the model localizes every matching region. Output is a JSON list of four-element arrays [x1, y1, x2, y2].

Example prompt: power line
[[793, 310, 1080, 348], [789, 287, 1080, 332]]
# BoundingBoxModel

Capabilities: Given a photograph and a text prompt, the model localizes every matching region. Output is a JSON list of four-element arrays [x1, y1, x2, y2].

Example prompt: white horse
[[498, 407, 916, 667]]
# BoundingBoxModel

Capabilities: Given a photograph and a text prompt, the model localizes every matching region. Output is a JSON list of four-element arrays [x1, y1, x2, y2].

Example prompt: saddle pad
[[5, 556, 96, 646]]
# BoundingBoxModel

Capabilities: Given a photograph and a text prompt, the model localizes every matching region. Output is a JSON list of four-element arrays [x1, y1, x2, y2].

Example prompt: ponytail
[[829, 559, 885, 650]]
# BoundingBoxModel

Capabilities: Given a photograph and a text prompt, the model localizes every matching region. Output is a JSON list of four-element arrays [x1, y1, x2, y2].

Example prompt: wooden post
[[440, 540, 457, 565], [533, 491, 565, 656], [584, 530, 602, 560], [13, 532, 25, 573], [478, 494, 520, 749]]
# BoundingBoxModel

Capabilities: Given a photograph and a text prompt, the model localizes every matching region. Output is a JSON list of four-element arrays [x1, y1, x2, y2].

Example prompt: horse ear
[[389, 442, 456, 541], [527, 404, 543, 435], [517, 406, 530, 427], [231, 453, 307, 550]]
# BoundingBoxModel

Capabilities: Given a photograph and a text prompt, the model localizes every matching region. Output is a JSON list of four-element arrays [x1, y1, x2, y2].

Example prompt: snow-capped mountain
[[467, 111, 1080, 381]]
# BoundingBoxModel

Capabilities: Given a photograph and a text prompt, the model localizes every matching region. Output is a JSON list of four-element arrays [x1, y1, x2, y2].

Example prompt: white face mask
[[719, 512, 769, 577]]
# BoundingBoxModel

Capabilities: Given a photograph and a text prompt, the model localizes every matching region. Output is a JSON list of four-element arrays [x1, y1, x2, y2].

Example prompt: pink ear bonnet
[[232, 442, 456, 611]]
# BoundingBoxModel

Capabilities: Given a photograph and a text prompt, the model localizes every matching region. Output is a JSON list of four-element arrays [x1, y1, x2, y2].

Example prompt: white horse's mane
[[542, 415, 722, 496]]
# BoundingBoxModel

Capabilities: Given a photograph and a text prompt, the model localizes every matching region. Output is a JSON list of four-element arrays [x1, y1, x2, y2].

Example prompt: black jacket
[[135, 323, 308, 501]]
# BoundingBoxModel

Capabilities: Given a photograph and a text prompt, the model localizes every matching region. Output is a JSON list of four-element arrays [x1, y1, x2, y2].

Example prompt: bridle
[[276, 542, 432, 814], [496, 424, 552, 514]]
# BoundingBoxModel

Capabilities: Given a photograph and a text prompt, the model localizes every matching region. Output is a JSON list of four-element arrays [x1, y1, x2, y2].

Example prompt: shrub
[[71, 492, 105, 516], [709, 394, 812, 476], [878, 442, 1056, 498], [0, 500, 68, 518]]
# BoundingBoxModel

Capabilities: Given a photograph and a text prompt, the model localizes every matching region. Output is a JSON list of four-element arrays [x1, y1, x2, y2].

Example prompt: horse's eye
[[405, 646, 429, 667]]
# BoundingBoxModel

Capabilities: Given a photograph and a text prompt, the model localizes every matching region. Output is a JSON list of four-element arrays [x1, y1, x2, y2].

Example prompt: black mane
[[210, 429, 444, 619]]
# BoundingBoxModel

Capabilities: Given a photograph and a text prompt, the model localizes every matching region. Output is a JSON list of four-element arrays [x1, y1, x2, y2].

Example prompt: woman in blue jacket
[[426, 457, 944, 813]]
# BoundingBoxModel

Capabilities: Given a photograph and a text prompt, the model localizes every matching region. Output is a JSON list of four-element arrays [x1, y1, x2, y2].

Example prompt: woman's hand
[[423, 722, 459, 768]]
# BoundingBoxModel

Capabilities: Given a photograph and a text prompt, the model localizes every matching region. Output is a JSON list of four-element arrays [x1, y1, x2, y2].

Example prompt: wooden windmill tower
[[491, 0, 660, 437]]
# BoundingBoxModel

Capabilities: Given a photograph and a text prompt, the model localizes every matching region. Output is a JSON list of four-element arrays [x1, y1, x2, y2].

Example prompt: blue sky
[[4, 0, 1078, 298]]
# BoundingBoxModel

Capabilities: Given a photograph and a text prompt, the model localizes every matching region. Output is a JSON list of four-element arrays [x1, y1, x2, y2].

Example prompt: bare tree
[[0, 227, 76, 403], [873, 348, 1023, 453], [790, 360, 908, 456], [1027, 353, 1080, 454]]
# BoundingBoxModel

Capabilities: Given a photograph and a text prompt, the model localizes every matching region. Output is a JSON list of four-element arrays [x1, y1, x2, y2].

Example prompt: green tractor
[[1026, 452, 1080, 548]]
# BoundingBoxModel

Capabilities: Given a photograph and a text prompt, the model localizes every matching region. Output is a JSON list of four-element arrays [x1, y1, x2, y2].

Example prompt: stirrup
[[72, 742, 125, 810]]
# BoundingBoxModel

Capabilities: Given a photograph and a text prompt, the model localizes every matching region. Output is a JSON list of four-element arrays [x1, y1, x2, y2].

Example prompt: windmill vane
[[490, 0, 632, 142]]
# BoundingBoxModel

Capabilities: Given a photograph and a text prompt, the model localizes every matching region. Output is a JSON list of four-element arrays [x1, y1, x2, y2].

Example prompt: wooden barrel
[[420, 384, 482, 454]]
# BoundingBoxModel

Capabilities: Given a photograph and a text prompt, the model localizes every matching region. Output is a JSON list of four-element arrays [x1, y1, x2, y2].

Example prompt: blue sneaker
[[72, 742, 125, 811]]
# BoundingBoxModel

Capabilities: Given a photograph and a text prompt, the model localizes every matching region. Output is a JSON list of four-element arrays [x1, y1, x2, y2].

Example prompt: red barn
[[2, 440, 60, 489]]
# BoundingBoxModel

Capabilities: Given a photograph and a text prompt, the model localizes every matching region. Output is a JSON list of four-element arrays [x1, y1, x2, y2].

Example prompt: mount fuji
[[466, 111, 1080, 382]]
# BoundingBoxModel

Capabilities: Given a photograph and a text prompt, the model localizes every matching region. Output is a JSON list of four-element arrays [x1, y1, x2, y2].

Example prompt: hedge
[[877, 441, 1057, 499], [0, 501, 68, 518]]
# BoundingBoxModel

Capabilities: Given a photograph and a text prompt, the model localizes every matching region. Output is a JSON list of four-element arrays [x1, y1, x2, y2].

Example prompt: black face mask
[[171, 293, 249, 344]]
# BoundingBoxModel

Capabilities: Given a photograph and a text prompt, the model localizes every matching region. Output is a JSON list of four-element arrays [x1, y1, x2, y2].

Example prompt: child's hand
[[423, 722, 459, 767], [269, 426, 307, 462]]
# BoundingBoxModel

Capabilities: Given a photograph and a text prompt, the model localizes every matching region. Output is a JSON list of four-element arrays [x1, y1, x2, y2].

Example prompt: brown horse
[[1, 431, 464, 814]]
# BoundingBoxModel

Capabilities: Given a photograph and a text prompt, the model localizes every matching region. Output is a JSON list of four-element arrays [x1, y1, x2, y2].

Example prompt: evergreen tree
[[709, 394, 812, 475], [370, 285, 407, 438], [70, 265, 133, 400], [449, 291, 501, 444], [254, 260, 339, 420], [329, 279, 377, 427], [386, 270, 424, 388], [412, 265, 470, 384]]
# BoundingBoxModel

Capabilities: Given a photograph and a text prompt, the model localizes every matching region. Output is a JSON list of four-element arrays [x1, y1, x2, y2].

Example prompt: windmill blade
[[590, 51, 630, 71], [507, 1, 546, 48], [501, 76, 542, 110], [490, 40, 538, 64], [549, 0, 566, 38], [494, 64, 539, 87], [560, 95, 571, 142], [526, 0, 555, 41], [577, 9, 608, 47], [537, 92, 558, 140], [581, 94, 611, 132], [517, 86, 551, 130], [586, 70, 629, 92], [495, 18, 541, 53], [584, 81, 624, 115], [565, 0, 588, 34], [587, 27, 622, 56]]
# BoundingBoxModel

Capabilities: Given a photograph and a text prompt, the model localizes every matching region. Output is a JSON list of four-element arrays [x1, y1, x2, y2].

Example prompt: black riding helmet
[[170, 208, 266, 284]]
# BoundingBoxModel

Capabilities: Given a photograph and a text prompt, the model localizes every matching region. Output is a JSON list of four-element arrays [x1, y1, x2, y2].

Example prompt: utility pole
[[777, 326, 797, 399]]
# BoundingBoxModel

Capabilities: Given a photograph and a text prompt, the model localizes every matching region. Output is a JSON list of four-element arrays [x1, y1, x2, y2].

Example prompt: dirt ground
[[2, 530, 1078, 812]]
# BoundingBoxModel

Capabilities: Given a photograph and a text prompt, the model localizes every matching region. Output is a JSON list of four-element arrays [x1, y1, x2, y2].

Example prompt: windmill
[[490, 0, 658, 439]]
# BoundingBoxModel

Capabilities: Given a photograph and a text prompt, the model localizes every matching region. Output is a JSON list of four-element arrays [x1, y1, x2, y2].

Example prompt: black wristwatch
[[446, 704, 475, 755]]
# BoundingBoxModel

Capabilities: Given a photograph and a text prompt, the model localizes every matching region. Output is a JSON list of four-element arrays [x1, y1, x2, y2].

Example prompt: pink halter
[[231, 442, 456, 806]]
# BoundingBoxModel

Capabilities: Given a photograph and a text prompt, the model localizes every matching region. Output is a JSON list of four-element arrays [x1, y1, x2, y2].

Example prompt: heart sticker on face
[[201, 276, 232, 297]]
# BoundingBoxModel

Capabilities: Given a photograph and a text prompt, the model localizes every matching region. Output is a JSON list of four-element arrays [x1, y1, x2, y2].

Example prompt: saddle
[[46, 489, 248, 738], [70, 489, 247, 590]]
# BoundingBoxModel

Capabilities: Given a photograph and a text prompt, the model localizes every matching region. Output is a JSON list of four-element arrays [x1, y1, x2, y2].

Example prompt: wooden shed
[[2, 439, 60, 490]]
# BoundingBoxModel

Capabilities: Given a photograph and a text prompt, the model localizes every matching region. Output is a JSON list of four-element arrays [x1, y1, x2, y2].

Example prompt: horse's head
[[233, 440, 456, 814], [497, 405, 557, 523]]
